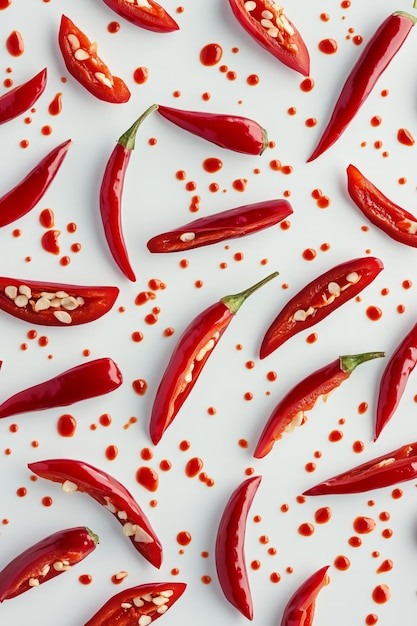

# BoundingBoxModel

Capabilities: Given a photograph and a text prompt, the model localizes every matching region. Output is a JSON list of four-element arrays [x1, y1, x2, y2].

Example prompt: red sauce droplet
[[41, 229, 60, 255], [200, 42, 223, 66], [370, 115, 382, 127], [365, 614, 378, 625], [366, 305, 382, 321], [348, 536, 362, 547], [302, 248, 316, 261], [246, 73, 259, 86], [57, 414, 77, 437], [353, 516, 376, 534], [6, 30, 24, 56], [306, 333, 318, 344], [270, 572, 281, 583], [232, 178, 247, 192], [16, 487, 27, 497], [202, 157, 223, 173], [318, 38, 338, 54], [177, 530, 192, 546], [105, 445, 118, 461], [201, 575, 211, 584], [397, 127, 415, 146], [298, 522, 315, 536], [334, 554, 350, 570], [328, 429, 343, 442], [358, 401, 368, 414], [377, 559, 393, 574], [136, 466, 159, 491], [39, 208, 55, 228], [42, 496, 53, 507], [300, 77, 315, 92], [352, 34, 363, 45], [0, 0, 12, 8], [305, 117, 317, 128], [133, 66, 149, 84], [132, 379, 148, 395], [185, 457, 204, 478], [131, 331, 144, 343], [314, 506, 332, 524], [48, 92, 63, 116], [372, 584, 390, 604], [79, 574, 93, 585], [353, 439, 365, 453], [251, 560, 261, 570], [392, 488, 403, 499]]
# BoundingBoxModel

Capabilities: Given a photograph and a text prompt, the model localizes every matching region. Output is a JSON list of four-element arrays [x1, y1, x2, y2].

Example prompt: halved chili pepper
[[215, 475, 261, 621], [28, 458, 163, 568], [58, 15, 131, 103], [100, 105, 157, 281], [0, 277, 119, 326], [228, 0, 310, 76], [149, 272, 278, 444], [303, 441, 417, 495], [254, 352, 384, 459], [0, 67, 47, 125], [0, 526, 98, 602], [307, 11, 417, 162], [147, 198, 293, 252], [280, 565, 330, 626], [156, 104, 268, 155], [101, 0, 179, 33], [84, 581, 186, 626], [259, 257, 384, 359], [0, 138, 71, 228]]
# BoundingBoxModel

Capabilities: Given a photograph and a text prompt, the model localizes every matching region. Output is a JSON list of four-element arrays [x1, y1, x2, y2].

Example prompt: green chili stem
[[221, 271, 279, 314], [118, 104, 158, 150]]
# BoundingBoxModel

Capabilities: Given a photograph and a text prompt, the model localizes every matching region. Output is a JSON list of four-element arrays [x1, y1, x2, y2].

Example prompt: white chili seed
[[328, 282, 341, 296], [103, 497, 117, 513], [50, 298, 62, 308], [40, 564, 50, 577], [74, 49, 90, 61], [261, 18, 274, 28], [346, 272, 360, 284], [179, 232, 196, 242], [40, 292, 57, 300], [19, 285, 32, 298], [160, 590, 174, 598], [5, 285, 17, 299], [95, 72, 113, 88], [55, 291, 69, 298], [293, 309, 307, 321], [62, 479, 78, 493], [138, 616, 152, 626], [77, 296, 85, 306], [133, 597, 145, 607], [157, 605, 168, 614], [67, 34, 80, 50], [268, 26, 279, 37], [61, 296, 79, 311], [123, 522, 137, 537], [262, 9, 273, 19], [14, 295, 28, 307], [141, 594, 153, 602], [53, 310, 72, 324], [28, 578, 40, 587], [121, 603, 132, 609], [117, 510, 128, 520], [114, 570, 128, 580], [152, 595, 169, 606], [34, 297, 51, 312], [134, 527, 153, 544], [244, 0, 256, 11]]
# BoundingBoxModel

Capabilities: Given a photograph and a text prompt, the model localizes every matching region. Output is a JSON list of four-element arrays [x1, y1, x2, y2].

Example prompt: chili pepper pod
[[0, 67, 47, 125], [280, 565, 330, 626], [149, 271, 279, 445], [101, 0, 179, 32]]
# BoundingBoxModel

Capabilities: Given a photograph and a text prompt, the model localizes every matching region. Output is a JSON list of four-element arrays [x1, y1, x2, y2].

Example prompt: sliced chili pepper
[[307, 11, 417, 162], [0, 526, 98, 602], [149, 272, 278, 444], [259, 257, 384, 359], [254, 352, 384, 459], [147, 198, 293, 252], [101, 0, 179, 33], [0, 67, 47, 125], [156, 104, 268, 155], [303, 441, 417, 495], [100, 105, 157, 281], [228, 0, 310, 76], [84, 581, 186, 625], [28, 458, 163, 568], [59, 15, 130, 103], [0, 277, 119, 326], [0, 138, 71, 228], [280, 565, 329, 626]]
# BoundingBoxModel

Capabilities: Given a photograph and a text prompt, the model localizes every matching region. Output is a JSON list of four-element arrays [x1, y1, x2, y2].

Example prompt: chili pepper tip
[[221, 271, 279, 314], [118, 104, 158, 150]]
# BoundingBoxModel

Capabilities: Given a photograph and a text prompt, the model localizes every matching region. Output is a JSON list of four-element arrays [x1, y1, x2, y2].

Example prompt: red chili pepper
[[0, 277, 119, 326], [0, 67, 47, 125], [0, 138, 71, 228], [101, 0, 179, 33], [84, 581, 186, 626], [100, 105, 157, 281], [280, 565, 329, 626], [0, 526, 98, 602], [228, 0, 310, 76], [254, 352, 384, 459], [259, 257, 384, 359], [147, 198, 293, 252], [303, 441, 417, 495], [156, 104, 268, 155], [149, 272, 278, 444], [215, 475, 261, 621], [307, 11, 417, 162], [28, 458, 163, 568], [59, 15, 131, 103]]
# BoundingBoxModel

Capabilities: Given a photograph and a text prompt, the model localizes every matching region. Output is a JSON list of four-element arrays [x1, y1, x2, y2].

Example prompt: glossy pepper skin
[[280, 565, 329, 626], [254, 352, 384, 459], [215, 475, 261, 621], [28, 458, 163, 568], [228, 0, 310, 76], [0, 526, 98, 602], [156, 104, 268, 155], [84, 581, 186, 626], [308, 12, 417, 161], [0, 68, 47, 125], [149, 272, 278, 444], [101, 0, 179, 32], [259, 257, 384, 359]]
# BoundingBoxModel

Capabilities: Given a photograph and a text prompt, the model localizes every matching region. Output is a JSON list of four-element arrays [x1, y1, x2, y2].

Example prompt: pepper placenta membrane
[[101, 0, 179, 32], [280, 565, 329, 626], [0, 68, 47, 125]]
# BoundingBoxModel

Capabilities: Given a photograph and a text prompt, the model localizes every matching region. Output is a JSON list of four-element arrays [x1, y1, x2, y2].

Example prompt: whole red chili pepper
[[254, 351, 384, 459], [307, 11, 417, 161], [0, 277, 119, 325], [0, 526, 98, 602], [215, 475, 261, 621], [101, 0, 179, 32], [100, 105, 157, 281], [0, 67, 47, 125], [83, 581, 186, 626], [149, 272, 278, 444], [303, 441, 417, 496], [0, 138, 71, 228], [280, 565, 330, 626], [259, 257, 384, 359], [228, 0, 310, 76], [28, 458, 163, 568], [156, 104, 268, 155], [147, 198, 293, 252], [59, 15, 131, 103]]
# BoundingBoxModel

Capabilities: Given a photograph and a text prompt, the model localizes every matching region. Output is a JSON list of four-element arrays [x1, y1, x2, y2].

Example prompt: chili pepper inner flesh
[[243, 1, 298, 53]]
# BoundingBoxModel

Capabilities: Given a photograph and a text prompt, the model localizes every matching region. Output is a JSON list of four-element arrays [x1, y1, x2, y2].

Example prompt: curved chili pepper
[[228, 0, 310, 76], [0, 526, 98, 602], [0, 138, 71, 228], [259, 257, 384, 359], [28, 458, 163, 568], [149, 272, 278, 444], [156, 104, 268, 155], [280, 565, 329, 626], [0, 277, 119, 326], [215, 475, 261, 621], [59, 15, 131, 103], [101, 0, 179, 33], [254, 352, 384, 459], [303, 441, 417, 496], [0, 67, 47, 125], [100, 105, 157, 281], [84, 581, 186, 626], [147, 198, 293, 252], [307, 11, 417, 162]]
